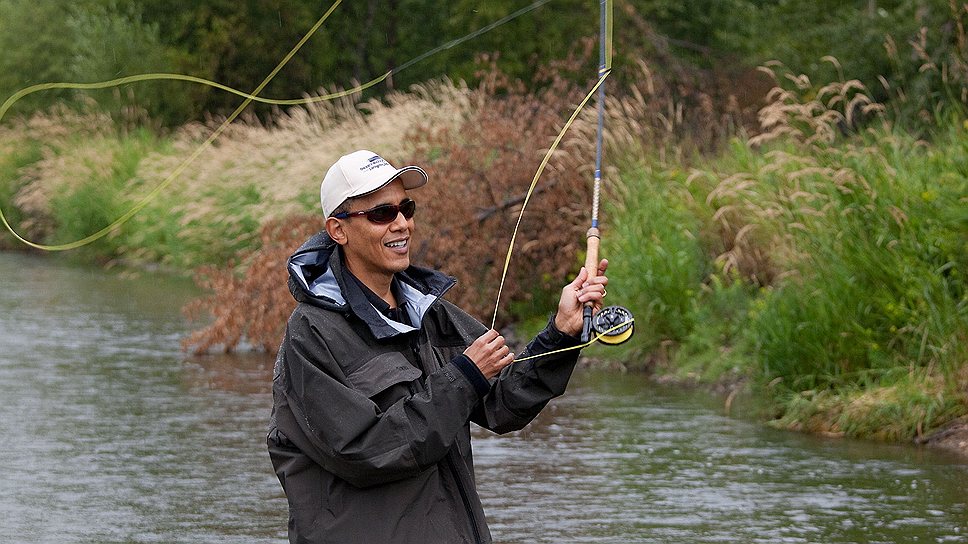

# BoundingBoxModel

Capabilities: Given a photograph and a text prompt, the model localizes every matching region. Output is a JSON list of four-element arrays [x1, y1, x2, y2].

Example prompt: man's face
[[332, 180, 414, 287]]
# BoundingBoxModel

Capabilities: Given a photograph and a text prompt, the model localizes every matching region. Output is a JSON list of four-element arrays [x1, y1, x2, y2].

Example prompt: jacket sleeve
[[278, 313, 481, 489], [471, 318, 583, 434]]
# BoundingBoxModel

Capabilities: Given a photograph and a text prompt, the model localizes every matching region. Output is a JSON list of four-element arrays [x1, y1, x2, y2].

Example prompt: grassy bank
[[0, 83, 472, 267], [600, 92, 968, 442], [1, 64, 966, 446]]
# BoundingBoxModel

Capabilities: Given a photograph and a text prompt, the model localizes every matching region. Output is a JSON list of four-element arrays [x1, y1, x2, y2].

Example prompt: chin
[[388, 256, 410, 273]]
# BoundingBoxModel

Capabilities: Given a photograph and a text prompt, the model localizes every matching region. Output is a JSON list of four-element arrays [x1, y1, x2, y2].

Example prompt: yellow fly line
[[513, 316, 633, 363], [489, 0, 614, 331], [0, 73, 390, 123], [488, 0, 631, 348], [488, 69, 610, 330]]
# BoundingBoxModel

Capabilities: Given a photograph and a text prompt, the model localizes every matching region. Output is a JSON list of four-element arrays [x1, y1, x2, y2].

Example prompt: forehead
[[353, 179, 408, 208]]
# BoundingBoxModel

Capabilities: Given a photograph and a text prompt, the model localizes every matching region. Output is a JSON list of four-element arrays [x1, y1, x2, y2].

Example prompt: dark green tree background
[[0, 0, 959, 125]]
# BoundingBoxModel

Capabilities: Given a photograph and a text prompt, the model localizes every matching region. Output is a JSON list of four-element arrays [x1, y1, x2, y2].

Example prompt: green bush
[[0, 1, 189, 125], [46, 127, 162, 259]]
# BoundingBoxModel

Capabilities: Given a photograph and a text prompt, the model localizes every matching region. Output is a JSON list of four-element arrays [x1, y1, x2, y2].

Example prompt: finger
[[597, 259, 608, 275], [478, 329, 499, 344], [577, 285, 606, 303], [486, 336, 507, 352], [567, 267, 587, 291]]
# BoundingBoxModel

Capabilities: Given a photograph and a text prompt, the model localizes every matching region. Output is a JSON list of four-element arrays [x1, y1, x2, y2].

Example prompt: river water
[[1, 252, 966, 543]]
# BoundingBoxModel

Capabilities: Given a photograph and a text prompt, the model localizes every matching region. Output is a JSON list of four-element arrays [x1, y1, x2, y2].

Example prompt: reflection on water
[[1, 252, 966, 543]]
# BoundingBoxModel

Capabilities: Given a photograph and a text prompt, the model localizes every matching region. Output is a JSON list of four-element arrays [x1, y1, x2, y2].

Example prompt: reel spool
[[591, 305, 634, 345]]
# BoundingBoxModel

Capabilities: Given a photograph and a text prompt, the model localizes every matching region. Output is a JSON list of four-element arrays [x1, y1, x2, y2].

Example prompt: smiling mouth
[[385, 239, 408, 249]]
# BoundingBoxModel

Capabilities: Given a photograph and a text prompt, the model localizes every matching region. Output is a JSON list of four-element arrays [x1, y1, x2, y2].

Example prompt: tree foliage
[[1, 0, 966, 126]]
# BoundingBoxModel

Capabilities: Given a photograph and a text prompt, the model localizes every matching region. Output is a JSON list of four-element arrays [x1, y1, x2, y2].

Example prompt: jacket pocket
[[346, 352, 422, 410]]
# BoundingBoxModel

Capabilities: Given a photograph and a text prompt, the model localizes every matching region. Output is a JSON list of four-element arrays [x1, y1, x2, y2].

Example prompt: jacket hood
[[286, 230, 456, 340]]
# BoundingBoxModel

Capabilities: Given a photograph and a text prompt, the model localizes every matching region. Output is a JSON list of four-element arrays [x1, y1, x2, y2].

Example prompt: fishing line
[[392, 0, 554, 75], [488, 69, 610, 330], [0, 74, 390, 121], [0, 0, 553, 250]]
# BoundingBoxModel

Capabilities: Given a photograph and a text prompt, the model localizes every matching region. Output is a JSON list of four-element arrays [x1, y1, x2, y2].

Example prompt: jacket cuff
[[451, 354, 491, 398], [545, 315, 582, 346]]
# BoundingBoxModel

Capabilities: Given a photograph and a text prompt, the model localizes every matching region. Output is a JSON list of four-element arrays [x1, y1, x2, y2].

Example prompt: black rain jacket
[[267, 231, 582, 543]]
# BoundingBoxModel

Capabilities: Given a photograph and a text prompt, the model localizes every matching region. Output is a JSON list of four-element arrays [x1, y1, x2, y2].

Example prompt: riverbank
[[598, 66, 967, 450], [919, 416, 968, 457], [1, 66, 966, 451]]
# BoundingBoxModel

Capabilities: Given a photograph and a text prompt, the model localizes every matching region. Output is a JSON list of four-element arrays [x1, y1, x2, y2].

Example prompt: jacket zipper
[[447, 454, 483, 544], [409, 333, 483, 544]]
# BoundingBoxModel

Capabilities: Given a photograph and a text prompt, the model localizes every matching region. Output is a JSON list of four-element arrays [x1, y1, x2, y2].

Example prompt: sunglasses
[[333, 198, 416, 224]]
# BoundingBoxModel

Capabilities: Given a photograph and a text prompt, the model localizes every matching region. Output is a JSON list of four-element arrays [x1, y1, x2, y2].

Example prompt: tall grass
[[600, 66, 968, 439], [0, 133, 42, 249]]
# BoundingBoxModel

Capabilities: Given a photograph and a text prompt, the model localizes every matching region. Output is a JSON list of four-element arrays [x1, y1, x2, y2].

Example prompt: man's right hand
[[463, 329, 514, 379]]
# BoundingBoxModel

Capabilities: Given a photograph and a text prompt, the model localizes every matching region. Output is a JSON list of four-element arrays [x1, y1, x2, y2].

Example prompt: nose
[[389, 208, 410, 230]]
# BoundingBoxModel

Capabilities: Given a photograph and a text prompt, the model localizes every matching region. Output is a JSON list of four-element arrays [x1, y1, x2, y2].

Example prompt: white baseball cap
[[320, 150, 428, 217]]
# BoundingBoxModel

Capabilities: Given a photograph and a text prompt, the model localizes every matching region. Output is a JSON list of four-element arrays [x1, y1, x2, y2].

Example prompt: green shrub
[[46, 127, 162, 260]]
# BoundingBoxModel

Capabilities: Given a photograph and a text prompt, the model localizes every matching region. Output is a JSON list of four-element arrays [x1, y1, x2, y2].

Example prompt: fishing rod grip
[[580, 227, 601, 343]]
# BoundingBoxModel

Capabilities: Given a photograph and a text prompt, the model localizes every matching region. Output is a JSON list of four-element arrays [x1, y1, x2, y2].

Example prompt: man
[[267, 150, 608, 543]]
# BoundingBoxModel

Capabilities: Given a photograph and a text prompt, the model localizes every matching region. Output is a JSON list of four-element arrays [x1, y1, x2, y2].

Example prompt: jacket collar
[[287, 230, 455, 340]]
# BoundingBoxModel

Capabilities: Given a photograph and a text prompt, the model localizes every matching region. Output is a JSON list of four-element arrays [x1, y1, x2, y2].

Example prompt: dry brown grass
[[751, 59, 887, 148], [693, 63, 897, 287], [132, 79, 474, 248]]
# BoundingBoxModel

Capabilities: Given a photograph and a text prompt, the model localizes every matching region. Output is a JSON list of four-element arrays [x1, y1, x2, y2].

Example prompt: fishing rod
[[580, 0, 634, 345]]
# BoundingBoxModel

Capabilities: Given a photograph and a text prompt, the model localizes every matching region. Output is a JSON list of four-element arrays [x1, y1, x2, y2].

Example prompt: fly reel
[[591, 305, 634, 345]]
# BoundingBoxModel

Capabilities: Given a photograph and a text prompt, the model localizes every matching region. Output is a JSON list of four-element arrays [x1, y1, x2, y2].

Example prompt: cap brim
[[393, 165, 428, 190], [356, 165, 428, 197]]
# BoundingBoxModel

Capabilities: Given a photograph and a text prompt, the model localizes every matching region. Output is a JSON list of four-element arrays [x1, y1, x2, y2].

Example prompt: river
[[1, 252, 965, 543]]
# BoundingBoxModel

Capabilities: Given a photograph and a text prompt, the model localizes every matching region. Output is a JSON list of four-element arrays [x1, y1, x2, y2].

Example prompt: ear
[[325, 217, 348, 245]]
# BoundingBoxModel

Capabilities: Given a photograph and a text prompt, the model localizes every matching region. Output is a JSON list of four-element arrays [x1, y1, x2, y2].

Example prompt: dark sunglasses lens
[[367, 204, 399, 223], [400, 199, 416, 218], [366, 200, 416, 223]]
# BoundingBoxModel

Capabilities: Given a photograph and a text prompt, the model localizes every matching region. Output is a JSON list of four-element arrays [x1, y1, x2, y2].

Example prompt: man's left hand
[[553, 259, 609, 337]]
